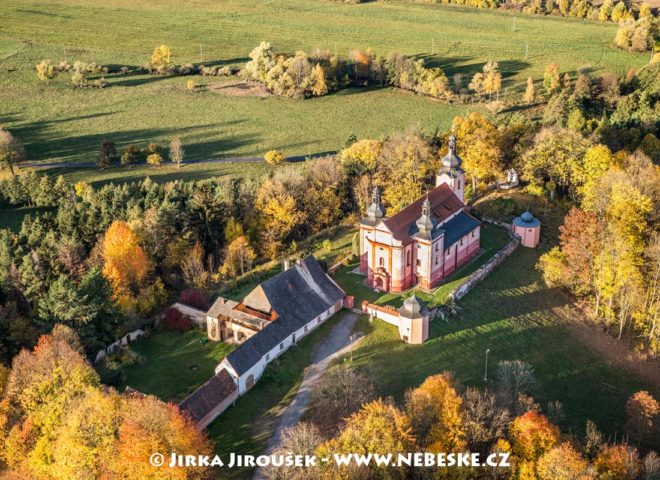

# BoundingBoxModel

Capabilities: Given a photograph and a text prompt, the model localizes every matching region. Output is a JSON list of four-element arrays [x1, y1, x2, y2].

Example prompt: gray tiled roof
[[442, 211, 481, 249], [224, 256, 345, 376]]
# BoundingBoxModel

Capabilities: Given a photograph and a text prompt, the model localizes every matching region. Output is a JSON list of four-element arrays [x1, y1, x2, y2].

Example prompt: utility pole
[[484, 348, 491, 382]]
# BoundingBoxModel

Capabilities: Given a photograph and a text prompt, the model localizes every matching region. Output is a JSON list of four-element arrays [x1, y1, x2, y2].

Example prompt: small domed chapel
[[358, 135, 481, 292]]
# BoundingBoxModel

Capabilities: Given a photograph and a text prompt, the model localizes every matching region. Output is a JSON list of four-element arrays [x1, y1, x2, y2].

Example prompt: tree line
[[269, 363, 660, 479]]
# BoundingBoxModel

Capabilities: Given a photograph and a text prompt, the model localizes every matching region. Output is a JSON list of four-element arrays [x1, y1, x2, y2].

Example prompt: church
[[359, 135, 481, 292]]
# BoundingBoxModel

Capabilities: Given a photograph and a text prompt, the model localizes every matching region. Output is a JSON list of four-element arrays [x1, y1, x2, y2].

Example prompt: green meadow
[[0, 0, 647, 175]]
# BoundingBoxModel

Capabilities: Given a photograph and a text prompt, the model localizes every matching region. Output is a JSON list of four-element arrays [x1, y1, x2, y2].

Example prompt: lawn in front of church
[[341, 245, 660, 447]]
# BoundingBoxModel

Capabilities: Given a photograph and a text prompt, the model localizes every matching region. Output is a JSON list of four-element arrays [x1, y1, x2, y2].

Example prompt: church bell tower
[[436, 134, 465, 203]]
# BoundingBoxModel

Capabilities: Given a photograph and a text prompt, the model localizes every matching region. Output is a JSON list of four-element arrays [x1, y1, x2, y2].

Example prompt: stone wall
[[171, 302, 207, 328], [94, 329, 145, 364], [448, 227, 520, 302]]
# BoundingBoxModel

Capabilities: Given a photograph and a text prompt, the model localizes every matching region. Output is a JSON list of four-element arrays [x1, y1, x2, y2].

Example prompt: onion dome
[[415, 195, 437, 240], [398, 295, 426, 318], [513, 210, 541, 228], [365, 186, 386, 221], [441, 134, 462, 169]]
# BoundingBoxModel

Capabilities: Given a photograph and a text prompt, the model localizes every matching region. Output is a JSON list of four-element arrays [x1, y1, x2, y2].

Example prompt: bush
[[162, 307, 193, 331], [178, 289, 209, 310], [264, 150, 286, 165], [121, 145, 142, 167]]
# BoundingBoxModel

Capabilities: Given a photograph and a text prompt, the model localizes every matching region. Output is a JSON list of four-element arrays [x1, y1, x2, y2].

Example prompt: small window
[[528, 229, 533, 233], [472, 231, 475, 238], [379, 257, 384, 267], [406, 250, 411, 267], [435, 256, 438, 265], [446, 250, 451, 257], [416, 259, 421, 267], [280, 343, 284, 351], [435, 243, 439, 252], [460, 238, 464, 246], [458, 180, 461, 189], [379, 247, 384, 251]]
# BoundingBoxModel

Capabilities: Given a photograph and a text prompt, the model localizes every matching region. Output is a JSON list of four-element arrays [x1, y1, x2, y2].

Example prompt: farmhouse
[[180, 256, 345, 429], [359, 135, 481, 292]]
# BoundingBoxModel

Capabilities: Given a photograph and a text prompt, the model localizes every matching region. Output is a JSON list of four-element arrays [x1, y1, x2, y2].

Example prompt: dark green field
[[0, 0, 646, 174]]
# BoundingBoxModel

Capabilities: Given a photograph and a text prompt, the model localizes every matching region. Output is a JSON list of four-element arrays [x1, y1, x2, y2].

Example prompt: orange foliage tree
[[509, 411, 560, 474], [593, 444, 642, 480], [102, 220, 150, 308]]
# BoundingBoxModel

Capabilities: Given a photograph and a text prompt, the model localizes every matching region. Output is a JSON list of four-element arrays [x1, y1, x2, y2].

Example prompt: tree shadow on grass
[[16, 119, 249, 163]]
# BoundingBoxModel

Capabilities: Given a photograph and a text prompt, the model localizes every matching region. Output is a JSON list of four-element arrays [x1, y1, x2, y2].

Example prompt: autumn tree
[[405, 372, 466, 452], [169, 136, 184, 167], [146, 152, 163, 167], [256, 174, 305, 258], [221, 236, 256, 279], [150, 44, 173, 71], [102, 220, 150, 309], [483, 60, 502, 100], [181, 241, 210, 288], [521, 127, 591, 199], [36, 59, 56, 83], [543, 63, 561, 95], [593, 444, 642, 480], [625, 390, 659, 445], [536, 442, 589, 480], [317, 399, 416, 479], [452, 113, 504, 191], [509, 412, 560, 475], [461, 387, 510, 451], [311, 63, 328, 96], [0, 129, 26, 176], [264, 150, 286, 165]]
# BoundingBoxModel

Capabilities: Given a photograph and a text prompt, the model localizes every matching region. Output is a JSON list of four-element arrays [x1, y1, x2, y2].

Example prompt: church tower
[[436, 134, 465, 203]]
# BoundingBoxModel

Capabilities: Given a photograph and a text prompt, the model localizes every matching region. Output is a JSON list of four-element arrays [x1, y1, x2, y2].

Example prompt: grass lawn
[[43, 159, 275, 188], [120, 329, 235, 402], [206, 312, 345, 479], [333, 223, 511, 307], [343, 246, 660, 448], [0, 0, 646, 175], [0, 206, 55, 231]]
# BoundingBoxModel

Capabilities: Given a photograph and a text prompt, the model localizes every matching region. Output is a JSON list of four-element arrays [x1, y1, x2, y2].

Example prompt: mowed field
[[0, 0, 647, 174]]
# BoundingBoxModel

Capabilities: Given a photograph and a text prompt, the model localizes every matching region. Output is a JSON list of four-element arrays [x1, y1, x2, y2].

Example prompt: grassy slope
[[342, 245, 660, 446], [121, 329, 235, 402], [0, 0, 645, 170]]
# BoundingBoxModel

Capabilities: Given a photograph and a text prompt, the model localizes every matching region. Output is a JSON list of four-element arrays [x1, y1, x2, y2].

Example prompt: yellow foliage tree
[[102, 221, 150, 305], [311, 63, 328, 96], [256, 177, 305, 258], [150, 45, 173, 70], [408, 372, 466, 452], [317, 399, 416, 479], [523, 77, 535, 104], [264, 150, 286, 165], [536, 442, 589, 480], [452, 112, 504, 191]]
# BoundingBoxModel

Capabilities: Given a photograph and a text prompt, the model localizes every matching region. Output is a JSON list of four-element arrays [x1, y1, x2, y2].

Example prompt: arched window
[[379, 257, 384, 267], [406, 250, 411, 267]]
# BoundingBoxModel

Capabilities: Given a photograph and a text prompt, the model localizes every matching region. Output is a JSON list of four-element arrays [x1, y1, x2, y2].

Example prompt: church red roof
[[382, 183, 464, 244]]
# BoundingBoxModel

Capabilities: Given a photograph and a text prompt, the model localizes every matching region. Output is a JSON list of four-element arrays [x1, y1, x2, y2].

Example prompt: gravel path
[[253, 311, 361, 479]]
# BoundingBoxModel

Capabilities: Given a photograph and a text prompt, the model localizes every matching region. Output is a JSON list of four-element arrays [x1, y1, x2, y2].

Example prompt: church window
[[458, 180, 461, 189], [416, 259, 421, 267], [446, 249, 451, 257], [472, 231, 475, 238], [406, 250, 411, 267], [460, 238, 464, 246], [435, 256, 438, 265], [435, 243, 439, 252], [379, 257, 384, 267]]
